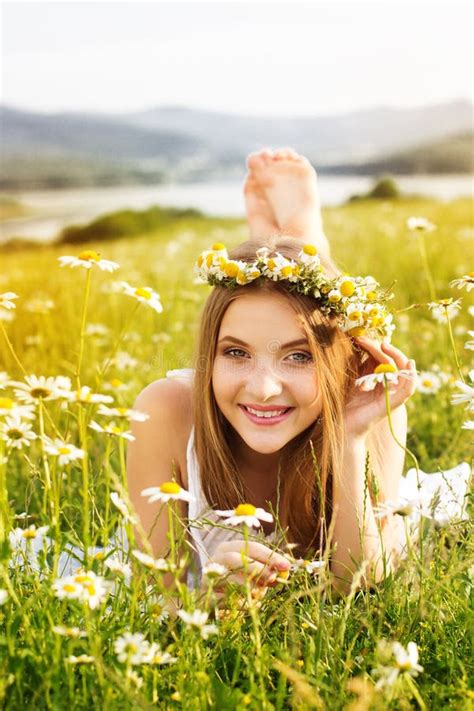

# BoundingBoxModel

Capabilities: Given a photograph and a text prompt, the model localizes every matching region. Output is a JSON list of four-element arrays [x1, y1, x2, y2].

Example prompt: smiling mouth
[[239, 404, 294, 421]]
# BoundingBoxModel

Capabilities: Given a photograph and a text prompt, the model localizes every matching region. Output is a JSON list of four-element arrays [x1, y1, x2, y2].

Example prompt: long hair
[[191, 236, 362, 557]]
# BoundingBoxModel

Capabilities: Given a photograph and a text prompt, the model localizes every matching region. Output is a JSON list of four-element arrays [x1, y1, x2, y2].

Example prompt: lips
[[238, 404, 294, 426]]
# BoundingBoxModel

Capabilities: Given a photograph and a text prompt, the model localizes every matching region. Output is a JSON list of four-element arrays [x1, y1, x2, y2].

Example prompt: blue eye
[[224, 348, 247, 358], [288, 351, 313, 364]]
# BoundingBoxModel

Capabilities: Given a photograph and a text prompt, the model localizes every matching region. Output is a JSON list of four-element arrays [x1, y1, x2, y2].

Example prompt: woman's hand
[[343, 337, 417, 439], [205, 540, 292, 591]]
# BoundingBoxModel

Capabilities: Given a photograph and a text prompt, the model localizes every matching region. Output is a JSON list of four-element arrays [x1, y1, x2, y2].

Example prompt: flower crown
[[194, 242, 395, 341]]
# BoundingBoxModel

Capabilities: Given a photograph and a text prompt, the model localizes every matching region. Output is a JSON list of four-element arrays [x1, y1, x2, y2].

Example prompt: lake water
[[1, 174, 472, 244]]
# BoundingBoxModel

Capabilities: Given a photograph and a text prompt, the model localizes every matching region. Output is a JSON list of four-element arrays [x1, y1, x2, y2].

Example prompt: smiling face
[[212, 290, 322, 460]]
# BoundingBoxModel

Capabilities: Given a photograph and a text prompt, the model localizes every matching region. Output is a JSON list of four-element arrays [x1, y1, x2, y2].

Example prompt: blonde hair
[[191, 237, 362, 556]]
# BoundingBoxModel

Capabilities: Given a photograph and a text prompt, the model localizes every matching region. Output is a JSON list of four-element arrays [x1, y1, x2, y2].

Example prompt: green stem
[[0, 439, 9, 544], [417, 233, 436, 303], [445, 309, 465, 383], [76, 269, 92, 389], [383, 380, 424, 602], [0, 320, 27, 376], [78, 406, 90, 564], [95, 302, 140, 389], [38, 400, 53, 521]]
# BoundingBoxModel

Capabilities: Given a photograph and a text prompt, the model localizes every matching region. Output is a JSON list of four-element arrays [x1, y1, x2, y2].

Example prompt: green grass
[[0, 198, 472, 709]]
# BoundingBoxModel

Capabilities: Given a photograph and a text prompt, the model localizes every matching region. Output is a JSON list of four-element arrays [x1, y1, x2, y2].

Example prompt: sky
[[2, 1, 473, 117]]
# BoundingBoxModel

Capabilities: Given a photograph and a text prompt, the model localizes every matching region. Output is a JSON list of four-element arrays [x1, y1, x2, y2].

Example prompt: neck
[[229, 428, 282, 481]]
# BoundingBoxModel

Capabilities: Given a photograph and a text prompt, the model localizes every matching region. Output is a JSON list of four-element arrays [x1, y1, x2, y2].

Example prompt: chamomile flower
[[462, 420, 474, 430], [0, 398, 35, 420], [52, 576, 84, 601], [450, 272, 474, 292], [110, 492, 138, 525], [428, 298, 462, 323], [10, 524, 49, 544], [145, 648, 178, 665], [406, 216, 436, 232], [131, 550, 170, 572], [297, 244, 321, 271], [114, 632, 151, 665], [355, 363, 413, 391], [202, 562, 228, 579], [88, 420, 135, 441], [12, 375, 72, 404], [43, 437, 85, 466], [372, 640, 423, 690], [103, 378, 131, 392], [71, 570, 111, 609], [451, 370, 474, 411], [0, 417, 37, 449], [177, 609, 218, 639], [374, 497, 430, 519], [96, 404, 149, 421], [416, 370, 442, 394], [292, 558, 325, 574], [215, 503, 274, 528], [58, 251, 119, 272], [140, 481, 194, 504], [64, 386, 113, 405], [118, 281, 163, 313], [52, 625, 87, 638], [0, 292, 19, 310], [104, 557, 132, 584]]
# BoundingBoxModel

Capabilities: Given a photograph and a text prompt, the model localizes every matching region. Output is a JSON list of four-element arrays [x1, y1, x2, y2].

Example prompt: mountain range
[[1, 100, 472, 189]]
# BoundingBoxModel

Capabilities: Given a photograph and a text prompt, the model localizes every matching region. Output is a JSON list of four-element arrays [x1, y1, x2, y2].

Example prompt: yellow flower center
[[212, 242, 225, 251], [347, 327, 366, 337], [328, 293, 341, 303], [250, 270, 261, 279], [110, 379, 123, 388], [348, 311, 362, 321], [85, 584, 96, 596], [117, 407, 128, 415], [267, 259, 276, 271], [340, 280, 355, 297], [303, 244, 318, 256], [438, 298, 453, 306], [206, 253, 214, 267], [160, 481, 181, 494], [224, 262, 239, 277], [197, 255, 203, 267], [22, 529, 37, 539], [126, 643, 139, 653], [367, 290, 377, 301], [58, 447, 71, 455], [63, 584, 77, 593], [235, 503, 257, 516], [74, 573, 93, 584], [468, 271, 474, 278], [31, 387, 51, 398], [134, 287, 152, 300], [78, 250, 101, 262], [422, 379, 432, 387], [7, 428, 22, 440], [374, 363, 398, 374], [0, 398, 14, 409], [281, 266, 293, 278]]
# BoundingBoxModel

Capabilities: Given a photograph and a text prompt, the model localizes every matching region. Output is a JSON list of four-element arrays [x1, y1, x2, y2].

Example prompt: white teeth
[[244, 406, 288, 418]]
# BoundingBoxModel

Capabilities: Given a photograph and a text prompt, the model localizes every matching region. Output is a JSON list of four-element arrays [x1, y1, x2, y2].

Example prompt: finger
[[380, 342, 411, 370], [221, 553, 276, 585], [354, 337, 396, 369], [218, 541, 291, 571]]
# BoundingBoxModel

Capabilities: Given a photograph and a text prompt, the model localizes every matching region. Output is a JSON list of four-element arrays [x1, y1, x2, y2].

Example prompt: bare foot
[[247, 147, 330, 257], [243, 151, 279, 240]]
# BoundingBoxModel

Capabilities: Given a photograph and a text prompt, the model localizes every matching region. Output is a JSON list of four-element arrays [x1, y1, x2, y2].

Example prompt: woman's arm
[[126, 378, 190, 590], [331, 408, 407, 594]]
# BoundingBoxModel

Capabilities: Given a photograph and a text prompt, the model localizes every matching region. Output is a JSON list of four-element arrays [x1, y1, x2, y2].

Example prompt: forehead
[[219, 292, 306, 340]]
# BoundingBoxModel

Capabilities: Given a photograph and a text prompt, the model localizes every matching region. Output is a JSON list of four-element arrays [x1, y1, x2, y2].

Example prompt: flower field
[[0, 198, 472, 709]]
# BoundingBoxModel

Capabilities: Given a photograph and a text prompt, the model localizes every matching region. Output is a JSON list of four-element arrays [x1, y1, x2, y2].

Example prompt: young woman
[[127, 148, 417, 593]]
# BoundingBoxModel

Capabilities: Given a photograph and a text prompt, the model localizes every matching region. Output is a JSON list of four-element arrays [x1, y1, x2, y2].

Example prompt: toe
[[273, 147, 297, 160], [246, 150, 270, 171]]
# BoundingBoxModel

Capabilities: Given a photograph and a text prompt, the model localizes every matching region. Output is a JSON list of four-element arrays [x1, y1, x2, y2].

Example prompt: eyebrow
[[218, 336, 310, 349]]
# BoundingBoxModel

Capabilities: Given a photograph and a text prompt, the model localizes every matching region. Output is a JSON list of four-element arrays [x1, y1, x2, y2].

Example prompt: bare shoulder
[[132, 376, 194, 486]]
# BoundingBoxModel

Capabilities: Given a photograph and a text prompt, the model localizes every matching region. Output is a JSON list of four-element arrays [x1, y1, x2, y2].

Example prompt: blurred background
[[1, 0, 472, 246]]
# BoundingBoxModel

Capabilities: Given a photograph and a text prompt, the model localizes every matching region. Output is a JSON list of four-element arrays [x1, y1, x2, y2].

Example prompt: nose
[[245, 366, 283, 403]]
